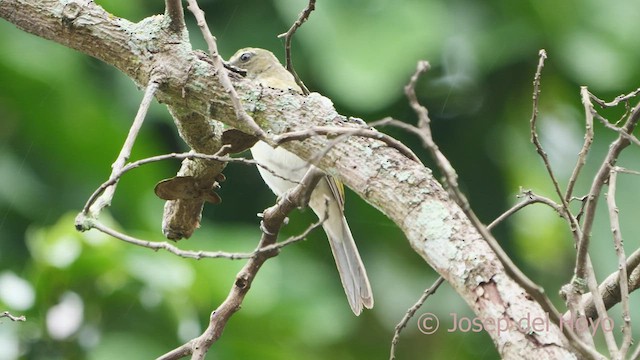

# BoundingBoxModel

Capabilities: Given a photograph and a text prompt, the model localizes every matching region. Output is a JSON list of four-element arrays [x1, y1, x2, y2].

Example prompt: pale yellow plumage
[[228, 48, 373, 315]]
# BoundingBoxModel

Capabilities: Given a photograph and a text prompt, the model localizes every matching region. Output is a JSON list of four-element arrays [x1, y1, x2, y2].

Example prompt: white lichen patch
[[274, 91, 303, 110], [362, 145, 374, 158], [380, 159, 394, 170], [396, 171, 412, 182], [305, 93, 339, 123], [405, 200, 455, 271], [264, 114, 288, 134], [307, 92, 334, 108], [240, 88, 267, 113], [395, 169, 425, 185], [129, 15, 166, 56]]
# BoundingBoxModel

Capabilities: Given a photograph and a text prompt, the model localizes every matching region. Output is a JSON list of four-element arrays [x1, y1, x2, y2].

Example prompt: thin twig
[[389, 277, 445, 360], [584, 259, 620, 357], [567, 100, 640, 360], [566, 87, 595, 202], [527, 55, 602, 348], [157, 167, 325, 360], [529, 51, 581, 242], [81, 152, 227, 214], [86, 78, 160, 217], [404, 58, 603, 360], [91, 220, 250, 259], [593, 111, 640, 147], [616, 167, 640, 176], [527, 51, 618, 353], [87, 213, 324, 261], [403, 62, 459, 186], [606, 167, 632, 356], [80, 151, 297, 216], [575, 247, 640, 320], [164, 0, 185, 33], [1, 311, 26, 322], [632, 343, 640, 360], [274, 125, 421, 164], [590, 88, 640, 129], [487, 189, 564, 229], [575, 100, 640, 281], [590, 87, 640, 108], [185, 0, 264, 137], [277, 0, 315, 95], [373, 117, 447, 147]]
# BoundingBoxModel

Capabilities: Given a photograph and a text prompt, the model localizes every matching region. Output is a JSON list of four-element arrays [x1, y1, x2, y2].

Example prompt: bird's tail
[[322, 206, 373, 315]]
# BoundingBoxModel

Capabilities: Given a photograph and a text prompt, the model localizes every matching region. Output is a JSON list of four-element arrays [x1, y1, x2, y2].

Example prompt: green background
[[1, 0, 640, 359]]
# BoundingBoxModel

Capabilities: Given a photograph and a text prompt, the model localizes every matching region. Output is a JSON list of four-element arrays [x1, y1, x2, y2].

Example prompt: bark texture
[[0, 1, 578, 358]]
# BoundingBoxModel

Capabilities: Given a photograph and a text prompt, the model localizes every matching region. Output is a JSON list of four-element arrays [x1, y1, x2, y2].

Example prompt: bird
[[228, 48, 373, 315]]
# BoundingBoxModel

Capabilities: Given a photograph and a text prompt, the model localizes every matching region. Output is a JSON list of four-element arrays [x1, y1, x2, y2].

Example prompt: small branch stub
[[62, 2, 82, 24]]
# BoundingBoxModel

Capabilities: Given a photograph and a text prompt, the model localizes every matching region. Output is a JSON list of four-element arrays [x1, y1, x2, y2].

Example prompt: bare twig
[[565, 87, 595, 202], [389, 277, 445, 360], [85, 212, 324, 261], [631, 343, 640, 360], [528, 51, 624, 353], [157, 167, 325, 360], [606, 167, 632, 356], [277, 0, 315, 95], [185, 0, 264, 137], [565, 100, 640, 360], [593, 110, 640, 147], [574, 247, 640, 321], [403, 62, 460, 186], [86, 78, 160, 218], [90, 220, 250, 260], [404, 58, 603, 360], [488, 189, 564, 229], [616, 167, 640, 176], [274, 125, 421, 164], [80, 152, 230, 215], [529, 51, 582, 243], [1, 311, 26, 322], [79, 151, 298, 218], [524, 54, 603, 348], [584, 260, 620, 357], [527, 53, 568, 197], [575, 100, 640, 281], [590, 87, 640, 108], [591, 88, 640, 128], [164, 0, 185, 33]]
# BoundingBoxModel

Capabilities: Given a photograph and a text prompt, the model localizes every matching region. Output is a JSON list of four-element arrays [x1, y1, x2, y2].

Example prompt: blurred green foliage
[[1, 0, 640, 359]]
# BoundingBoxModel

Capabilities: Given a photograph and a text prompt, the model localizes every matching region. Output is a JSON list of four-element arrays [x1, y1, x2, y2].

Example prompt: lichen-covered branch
[[0, 1, 584, 358]]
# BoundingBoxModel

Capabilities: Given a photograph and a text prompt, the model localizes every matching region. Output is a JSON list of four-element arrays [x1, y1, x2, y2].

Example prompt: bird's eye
[[240, 52, 252, 62]]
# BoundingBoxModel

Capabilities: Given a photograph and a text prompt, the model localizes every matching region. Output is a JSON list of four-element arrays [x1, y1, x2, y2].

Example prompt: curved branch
[[0, 2, 586, 358]]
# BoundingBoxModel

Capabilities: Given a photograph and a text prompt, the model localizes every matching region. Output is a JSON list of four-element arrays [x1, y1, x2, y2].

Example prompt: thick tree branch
[[0, 2, 589, 358]]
